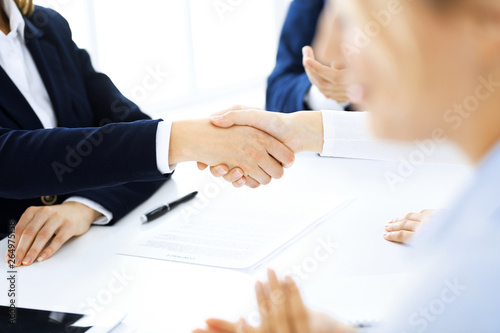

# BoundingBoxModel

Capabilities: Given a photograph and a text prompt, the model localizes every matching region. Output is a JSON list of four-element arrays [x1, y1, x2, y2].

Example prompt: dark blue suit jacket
[[0, 6, 171, 232], [266, 0, 325, 113]]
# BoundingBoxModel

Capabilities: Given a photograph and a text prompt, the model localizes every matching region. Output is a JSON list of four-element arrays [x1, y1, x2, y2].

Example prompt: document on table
[[117, 188, 353, 269]]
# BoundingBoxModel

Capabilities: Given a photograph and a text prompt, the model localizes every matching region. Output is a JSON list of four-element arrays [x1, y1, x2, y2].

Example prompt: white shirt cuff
[[320, 110, 464, 163], [156, 120, 176, 174], [64, 197, 113, 225], [321, 110, 397, 160], [304, 85, 348, 111]]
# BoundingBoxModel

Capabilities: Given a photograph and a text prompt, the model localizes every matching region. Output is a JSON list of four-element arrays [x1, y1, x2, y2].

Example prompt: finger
[[22, 217, 62, 266], [420, 209, 436, 215], [209, 164, 230, 177], [14, 210, 50, 267], [244, 176, 260, 189], [302, 46, 315, 63], [331, 60, 346, 70], [255, 281, 271, 332], [404, 212, 426, 222], [233, 176, 247, 188], [35, 224, 75, 263], [383, 230, 414, 244], [267, 269, 288, 333], [206, 318, 238, 332], [304, 58, 341, 82], [210, 110, 263, 129], [284, 276, 309, 333], [385, 220, 420, 232], [193, 329, 226, 333], [249, 166, 272, 186], [265, 137, 295, 169], [211, 105, 262, 118], [237, 318, 256, 333], [198, 162, 208, 171], [223, 168, 244, 183]]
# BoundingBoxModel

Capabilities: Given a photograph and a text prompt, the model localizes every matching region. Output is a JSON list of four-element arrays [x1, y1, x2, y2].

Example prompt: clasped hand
[[196, 106, 324, 188]]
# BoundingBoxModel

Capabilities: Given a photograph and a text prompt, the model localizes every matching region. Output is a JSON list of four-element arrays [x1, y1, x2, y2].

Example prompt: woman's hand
[[202, 108, 323, 188], [303, 46, 349, 103], [384, 209, 436, 244], [5, 202, 101, 266], [210, 110, 324, 154], [194, 269, 354, 333]]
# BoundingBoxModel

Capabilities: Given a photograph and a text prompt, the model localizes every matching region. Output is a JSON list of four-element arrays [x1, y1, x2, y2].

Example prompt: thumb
[[210, 110, 262, 129], [331, 60, 346, 70], [302, 45, 314, 61]]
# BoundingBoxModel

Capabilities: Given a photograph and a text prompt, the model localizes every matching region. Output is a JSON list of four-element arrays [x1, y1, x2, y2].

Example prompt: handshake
[[169, 106, 324, 188]]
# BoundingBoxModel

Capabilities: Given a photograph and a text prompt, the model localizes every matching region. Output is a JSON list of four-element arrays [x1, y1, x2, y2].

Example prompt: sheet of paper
[[117, 187, 353, 269]]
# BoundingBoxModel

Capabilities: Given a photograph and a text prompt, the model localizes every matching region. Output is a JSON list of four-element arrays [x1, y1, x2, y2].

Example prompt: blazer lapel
[[24, 18, 72, 127], [0, 65, 43, 129]]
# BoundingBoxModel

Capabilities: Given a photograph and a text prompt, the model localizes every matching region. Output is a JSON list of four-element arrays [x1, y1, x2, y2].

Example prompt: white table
[[0, 152, 471, 332]]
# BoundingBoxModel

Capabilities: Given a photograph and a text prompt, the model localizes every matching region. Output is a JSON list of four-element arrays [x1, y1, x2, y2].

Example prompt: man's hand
[[303, 46, 349, 103], [384, 209, 436, 244], [170, 118, 295, 188], [6, 202, 101, 266]]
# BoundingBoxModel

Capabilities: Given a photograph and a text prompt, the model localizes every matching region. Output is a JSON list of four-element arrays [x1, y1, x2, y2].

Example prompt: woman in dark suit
[[0, 0, 293, 267]]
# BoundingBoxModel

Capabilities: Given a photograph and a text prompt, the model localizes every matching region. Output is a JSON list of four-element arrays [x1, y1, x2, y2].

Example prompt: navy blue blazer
[[0, 6, 171, 232], [266, 0, 325, 113]]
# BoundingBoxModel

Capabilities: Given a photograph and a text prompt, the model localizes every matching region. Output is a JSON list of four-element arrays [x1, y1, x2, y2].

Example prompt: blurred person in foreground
[[196, 0, 500, 331]]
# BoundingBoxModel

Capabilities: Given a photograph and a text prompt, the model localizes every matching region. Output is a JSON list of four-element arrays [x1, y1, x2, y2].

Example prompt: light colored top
[[374, 140, 500, 332]]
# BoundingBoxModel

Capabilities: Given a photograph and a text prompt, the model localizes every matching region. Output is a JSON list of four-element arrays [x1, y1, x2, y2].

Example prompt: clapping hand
[[194, 269, 355, 333]]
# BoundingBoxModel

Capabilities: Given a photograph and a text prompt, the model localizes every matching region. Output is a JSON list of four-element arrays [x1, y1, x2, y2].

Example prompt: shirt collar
[[1, 0, 26, 40]]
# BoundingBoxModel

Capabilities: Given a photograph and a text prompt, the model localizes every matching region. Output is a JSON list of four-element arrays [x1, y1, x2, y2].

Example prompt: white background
[[34, 0, 293, 116]]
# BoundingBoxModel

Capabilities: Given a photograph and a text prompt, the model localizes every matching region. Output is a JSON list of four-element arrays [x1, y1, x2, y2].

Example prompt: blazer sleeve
[[265, 0, 324, 113], [0, 120, 167, 200], [50, 12, 170, 224]]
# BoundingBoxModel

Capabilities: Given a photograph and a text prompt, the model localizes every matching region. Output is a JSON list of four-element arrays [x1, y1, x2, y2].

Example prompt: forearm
[[0, 120, 165, 199], [288, 111, 324, 153], [168, 119, 206, 165]]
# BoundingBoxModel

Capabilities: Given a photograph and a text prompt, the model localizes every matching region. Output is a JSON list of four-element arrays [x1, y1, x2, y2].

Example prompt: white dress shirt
[[0, 0, 174, 224]]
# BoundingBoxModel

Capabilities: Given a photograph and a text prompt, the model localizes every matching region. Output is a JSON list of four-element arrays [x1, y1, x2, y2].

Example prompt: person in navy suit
[[0, 0, 294, 266], [266, 0, 352, 113]]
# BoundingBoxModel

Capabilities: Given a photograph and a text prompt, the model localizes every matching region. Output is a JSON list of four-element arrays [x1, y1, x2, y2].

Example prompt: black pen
[[140, 191, 198, 223]]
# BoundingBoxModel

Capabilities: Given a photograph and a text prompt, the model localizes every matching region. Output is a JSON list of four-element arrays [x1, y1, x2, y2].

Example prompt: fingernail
[[210, 115, 224, 121], [233, 170, 243, 178], [15, 257, 21, 266], [237, 178, 244, 185], [37, 254, 47, 262], [216, 167, 227, 175], [383, 233, 388, 238], [22, 257, 31, 265]]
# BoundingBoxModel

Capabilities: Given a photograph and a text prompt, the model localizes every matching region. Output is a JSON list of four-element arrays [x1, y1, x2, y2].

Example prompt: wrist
[[62, 202, 102, 223], [169, 120, 199, 165], [290, 111, 324, 153]]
